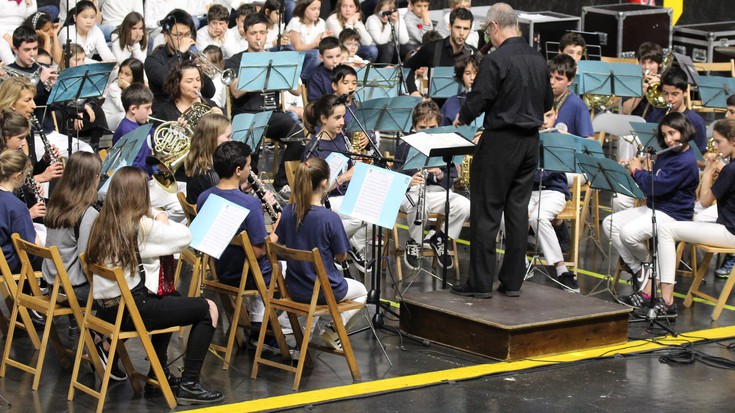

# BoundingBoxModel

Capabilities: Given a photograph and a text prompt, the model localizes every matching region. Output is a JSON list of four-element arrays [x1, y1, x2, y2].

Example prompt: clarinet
[[30, 114, 59, 164], [247, 171, 282, 223], [23, 174, 44, 204], [414, 170, 428, 225]]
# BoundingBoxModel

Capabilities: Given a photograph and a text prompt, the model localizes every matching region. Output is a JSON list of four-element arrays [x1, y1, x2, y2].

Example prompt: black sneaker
[[715, 254, 735, 279], [29, 309, 45, 329], [403, 239, 421, 270], [248, 335, 280, 355], [553, 221, 571, 253], [176, 381, 224, 405], [633, 298, 678, 320], [557, 272, 580, 293], [144, 367, 182, 396], [94, 339, 128, 381], [429, 231, 453, 269], [616, 291, 647, 308], [630, 264, 651, 292], [347, 247, 372, 273]]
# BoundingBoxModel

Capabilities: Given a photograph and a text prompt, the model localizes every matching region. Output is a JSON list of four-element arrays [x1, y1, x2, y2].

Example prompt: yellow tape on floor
[[192, 326, 735, 413]]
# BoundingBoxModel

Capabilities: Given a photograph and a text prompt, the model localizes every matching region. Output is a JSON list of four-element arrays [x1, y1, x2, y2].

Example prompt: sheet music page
[[189, 195, 250, 259], [325, 152, 349, 188], [350, 167, 394, 224], [402, 132, 474, 156]]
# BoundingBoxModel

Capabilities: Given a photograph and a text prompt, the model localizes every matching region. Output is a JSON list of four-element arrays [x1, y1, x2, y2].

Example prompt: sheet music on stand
[[189, 194, 250, 259], [235, 51, 304, 92], [401, 131, 475, 170], [338, 163, 410, 229]]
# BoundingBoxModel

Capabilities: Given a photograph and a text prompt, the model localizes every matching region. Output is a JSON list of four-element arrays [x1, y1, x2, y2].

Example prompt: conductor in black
[[451, 3, 553, 298]]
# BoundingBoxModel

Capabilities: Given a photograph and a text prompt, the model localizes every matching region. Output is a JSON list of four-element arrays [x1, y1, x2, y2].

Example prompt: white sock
[[556, 265, 569, 276]]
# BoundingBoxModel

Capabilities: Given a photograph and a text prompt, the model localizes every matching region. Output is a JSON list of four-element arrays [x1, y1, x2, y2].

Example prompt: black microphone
[[380, 9, 398, 17], [158, 15, 174, 28], [335, 90, 355, 105]]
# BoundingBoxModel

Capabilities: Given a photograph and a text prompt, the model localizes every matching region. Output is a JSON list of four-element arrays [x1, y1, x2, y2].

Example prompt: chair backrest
[[12, 234, 84, 315], [284, 160, 300, 192], [204, 231, 269, 295], [177, 191, 198, 225], [265, 239, 338, 305]]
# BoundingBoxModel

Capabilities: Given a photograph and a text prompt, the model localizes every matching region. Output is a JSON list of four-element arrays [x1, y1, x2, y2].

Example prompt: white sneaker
[[277, 312, 293, 335], [319, 326, 343, 351]]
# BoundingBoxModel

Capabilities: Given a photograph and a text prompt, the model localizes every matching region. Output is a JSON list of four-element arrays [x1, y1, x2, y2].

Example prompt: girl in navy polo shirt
[[605, 112, 699, 311], [302, 94, 373, 273], [274, 157, 367, 350], [653, 118, 735, 318]]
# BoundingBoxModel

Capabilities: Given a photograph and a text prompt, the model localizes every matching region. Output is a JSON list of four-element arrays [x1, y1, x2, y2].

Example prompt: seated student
[[112, 83, 153, 168], [155, 60, 223, 121], [110, 11, 147, 63], [103, 57, 145, 132], [365, 0, 409, 64], [273, 156, 368, 349], [185, 113, 232, 205], [202, 45, 228, 108], [223, 3, 255, 59], [145, 9, 216, 114], [331, 64, 358, 124], [195, 4, 230, 52], [339, 28, 368, 69], [197, 141, 275, 344], [605, 112, 699, 304], [99, 1, 144, 42], [0, 150, 39, 274], [307, 36, 344, 102], [440, 53, 480, 126], [287, 0, 332, 81], [558, 32, 586, 63], [397, 100, 470, 270], [58, 1, 116, 62], [652, 119, 735, 319], [325, 0, 378, 62], [404, 0, 433, 51], [301, 94, 373, 273], [86, 166, 223, 405], [622, 42, 663, 117], [404, 7, 476, 96], [226, 12, 306, 195], [710, 95, 735, 277], [645, 66, 707, 154], [23, 10, 63, 65], [437, 0, 479, 48], [262, 0, 291, 50], [548, 54, 594, 138]]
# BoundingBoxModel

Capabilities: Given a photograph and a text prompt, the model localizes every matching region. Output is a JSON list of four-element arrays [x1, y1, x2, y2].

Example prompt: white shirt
[[325, 14, 374, 45], [144, 0, 177, 30], [102, 80, 125, 131], [59, 25, 117, 61], [0, 0, 36, 36], [366, 14, 409, 45], [223, 26, 248, 59], [196, 25, 226, 51], [99, 0, 144, 26], [286, 17, 327, 47], [187, 0, 208, 17], [110, 33, 147, 63], [265, 23, 285, 50]]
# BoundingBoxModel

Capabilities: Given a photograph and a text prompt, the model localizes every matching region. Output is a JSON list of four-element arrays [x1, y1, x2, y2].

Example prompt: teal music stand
[[232, 111, 273, 151], [428, 66, 463, 99], [539, 132, 605, 173], [577, 60, 643, 100], [100, 124, 152, 176], [576, 153, 645, 199], [346, 96, 421, 133], [697, 75, 735, 109], [235, 51, 304, 92], [355, 64, 401, 100], [47, 61, 116, 104]]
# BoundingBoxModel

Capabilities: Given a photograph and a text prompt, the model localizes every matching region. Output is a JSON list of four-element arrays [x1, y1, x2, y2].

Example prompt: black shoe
[[557, 272, 580, 293], [450, 283, 492, 299], [497, 284, 521, 297], [616, 291, 647, 308], [403, 239, 421, 270], [553, 221, 571, 253], [176, 381, 224, 405], [348, 247, 373, 273], [633, 298, 678, 320], [29, 309, 45, 329], [630, 264, 651, 293], [94, 339, 128, 381], [429, 231, 453, 269], [145, 367, 182, 396]]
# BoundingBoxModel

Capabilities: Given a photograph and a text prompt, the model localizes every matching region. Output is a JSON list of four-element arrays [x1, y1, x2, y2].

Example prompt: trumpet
[[30, 57, 54, 92], [189, 48, 235, 86]]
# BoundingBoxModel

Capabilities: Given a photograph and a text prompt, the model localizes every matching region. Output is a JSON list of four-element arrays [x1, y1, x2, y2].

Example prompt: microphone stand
[[275, 1, 284, 52], [387, 15, 409, 95]]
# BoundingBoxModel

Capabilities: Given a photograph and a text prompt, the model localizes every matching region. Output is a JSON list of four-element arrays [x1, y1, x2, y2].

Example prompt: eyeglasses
[[169, 31, 192, 39], [344, 41, 360, 47], [484, 21, 497, 36]]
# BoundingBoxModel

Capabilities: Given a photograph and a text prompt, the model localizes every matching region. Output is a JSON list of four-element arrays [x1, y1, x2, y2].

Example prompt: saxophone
[[248, 171, 282, 223]]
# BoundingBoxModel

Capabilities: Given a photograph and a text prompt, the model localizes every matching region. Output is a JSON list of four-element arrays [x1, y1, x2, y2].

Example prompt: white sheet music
[[189, 195, 250, 258], [325, 152, 349, 188], [401, 132, 474, 156], [351, 168, 394, 224]]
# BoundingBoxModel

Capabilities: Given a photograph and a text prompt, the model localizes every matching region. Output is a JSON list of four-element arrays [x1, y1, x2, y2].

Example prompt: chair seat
[[270, 298, 365, 315], [684, 244, 735, 321]]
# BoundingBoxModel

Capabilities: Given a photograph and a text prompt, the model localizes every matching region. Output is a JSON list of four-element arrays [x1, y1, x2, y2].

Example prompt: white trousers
[[339, 278, 368, 326], [658, 221, 735, 284], [602, 206, 677, 274], [327, 195, 371, 253], [694, 203, 718, 223], [400, 186, 470, 242], [612, 194, 636, 213], [528, 190, 568, 265]]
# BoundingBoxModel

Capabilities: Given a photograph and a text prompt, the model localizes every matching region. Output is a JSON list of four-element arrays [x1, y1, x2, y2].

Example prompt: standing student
[[273, 156, 367, 349], [325, 0, 378, 62], [653, 119, 735, 318], [606, 112, 699, 305], [58, 1, 116, 62], [110, 11, 147, 63], [86, 167, 223, 406], [451, 3, 553, 298], [301, 94, 373, 273]]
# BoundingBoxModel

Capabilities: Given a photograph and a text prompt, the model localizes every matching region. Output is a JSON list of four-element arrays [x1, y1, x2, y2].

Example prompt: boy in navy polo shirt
[[307, 36, 344, 102], [548, 53, 594, 138]]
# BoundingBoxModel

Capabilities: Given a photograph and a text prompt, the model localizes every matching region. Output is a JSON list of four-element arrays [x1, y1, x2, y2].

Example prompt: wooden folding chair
[[177, 191, 198, 225], [0, 245, 40, 347], [0, 234, 82, 390], [201, 231, 290, 369], [284, 159, 300, 190], [684, 244, 735, 321], [252, 240, 363, 391], [68, 254, 181, 411]]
